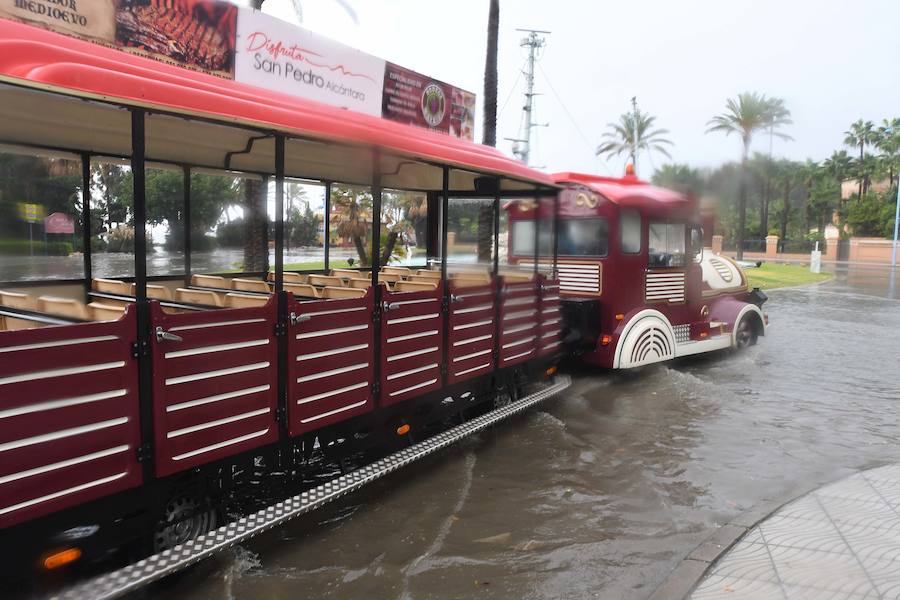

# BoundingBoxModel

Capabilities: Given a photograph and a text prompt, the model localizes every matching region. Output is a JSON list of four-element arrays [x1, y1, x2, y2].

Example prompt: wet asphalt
[[158, 264, 900, 600]]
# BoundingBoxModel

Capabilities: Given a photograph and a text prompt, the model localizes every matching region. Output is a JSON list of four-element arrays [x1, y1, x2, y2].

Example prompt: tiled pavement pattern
[[692, 464, 900, 599]]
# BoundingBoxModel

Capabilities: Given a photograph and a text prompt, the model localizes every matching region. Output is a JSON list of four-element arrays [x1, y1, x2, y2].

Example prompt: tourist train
[[0, 10, 764, 592]]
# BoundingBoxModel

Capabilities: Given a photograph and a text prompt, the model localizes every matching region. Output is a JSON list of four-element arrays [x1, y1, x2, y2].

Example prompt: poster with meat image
[[114, 0, 237, 78], [0, 0, 116, 43]]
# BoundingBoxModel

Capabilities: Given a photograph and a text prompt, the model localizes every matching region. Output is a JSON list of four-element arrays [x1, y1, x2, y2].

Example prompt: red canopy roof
[[553, 171, 694, 213], [0, 19, 553, 187]]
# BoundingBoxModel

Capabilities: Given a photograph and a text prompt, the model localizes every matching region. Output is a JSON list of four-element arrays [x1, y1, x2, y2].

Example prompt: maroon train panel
[[538, 275, 563, 355], [380, 283, 444, 406], [447, 280, 496, 384], [498, 278, 539, 367], [0, 310, 142, 528], [287, 290, 375, 436], [149, 299, 279, 477]]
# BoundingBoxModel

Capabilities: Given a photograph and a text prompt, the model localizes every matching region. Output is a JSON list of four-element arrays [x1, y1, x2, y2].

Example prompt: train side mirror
[[691, 226, 703, 263]]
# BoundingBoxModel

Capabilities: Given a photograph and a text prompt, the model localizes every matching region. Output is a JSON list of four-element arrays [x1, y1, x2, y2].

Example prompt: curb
[[647, 484, 820, 600]]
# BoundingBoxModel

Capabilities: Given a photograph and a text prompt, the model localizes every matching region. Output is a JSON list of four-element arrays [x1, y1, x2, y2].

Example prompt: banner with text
[[0, 1, 475, 138], [235, 9, 384, 117]]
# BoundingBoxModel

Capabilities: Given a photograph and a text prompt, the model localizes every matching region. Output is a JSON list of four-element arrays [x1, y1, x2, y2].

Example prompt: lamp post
[[889, 127, 899, 268]]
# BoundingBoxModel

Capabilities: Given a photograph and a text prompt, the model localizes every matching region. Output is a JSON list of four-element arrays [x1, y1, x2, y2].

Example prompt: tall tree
[[476, 0, 500, 263], [876, 118, 900, 184], [651, 163, 704, 197], [843, 119, 876, 197], [596, 104, 673, 174], [706, 92, 791, 260]]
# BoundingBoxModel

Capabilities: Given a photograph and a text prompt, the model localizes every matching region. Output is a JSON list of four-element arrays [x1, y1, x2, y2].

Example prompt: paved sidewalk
[[692, 464, 900, 599]]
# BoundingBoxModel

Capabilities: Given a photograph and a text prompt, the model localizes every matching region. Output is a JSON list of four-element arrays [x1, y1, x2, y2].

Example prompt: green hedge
[[0, 238, 73, 256]]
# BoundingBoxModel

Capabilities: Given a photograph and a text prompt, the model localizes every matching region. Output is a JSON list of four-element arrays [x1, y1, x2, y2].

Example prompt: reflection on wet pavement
[[160, 266, 900, 600]]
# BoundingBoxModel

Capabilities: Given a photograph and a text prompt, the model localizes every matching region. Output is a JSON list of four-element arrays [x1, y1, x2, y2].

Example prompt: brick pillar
[[765, 235, 779, 258], [823, 224, 840, 261], [712, 235, 723, 254]]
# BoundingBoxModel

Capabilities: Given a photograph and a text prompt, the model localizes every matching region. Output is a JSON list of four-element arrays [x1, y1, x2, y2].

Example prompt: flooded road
[[160, 265, 900, 600]]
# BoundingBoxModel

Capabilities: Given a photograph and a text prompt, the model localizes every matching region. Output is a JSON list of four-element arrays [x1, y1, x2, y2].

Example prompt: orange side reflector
[[546, 366, 557, 377], [600, 335, 612, 346], [396, 424, 410, 436], [615, 314, 625, 321], [43, 548, 81, 570], [699, 332, 708, 339]]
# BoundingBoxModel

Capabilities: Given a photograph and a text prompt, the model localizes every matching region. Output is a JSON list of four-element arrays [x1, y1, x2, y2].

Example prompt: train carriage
[[507, 170, 768, 369], [0, 17, 568, 582]]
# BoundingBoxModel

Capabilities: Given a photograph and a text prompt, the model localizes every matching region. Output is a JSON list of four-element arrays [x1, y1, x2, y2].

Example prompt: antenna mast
[[509, 28, 549, 166]]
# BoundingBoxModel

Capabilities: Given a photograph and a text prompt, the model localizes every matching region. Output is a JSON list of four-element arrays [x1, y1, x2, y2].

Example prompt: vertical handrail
[[492, 180, 501, 372], [182, 165, 191, 288], [532, 187, 540, 279], [80, 152, 92, 303], [274, 135, 287, 433], [440, 166, 450, 386], [323, 180, 332, 272], [131, 109, 154, 476], [370, 150, 383, 405], [552, 188, 560, 276]]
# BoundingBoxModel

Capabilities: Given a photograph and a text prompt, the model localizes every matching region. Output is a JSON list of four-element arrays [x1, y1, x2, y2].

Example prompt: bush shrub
[[0, 238, 73, 255]]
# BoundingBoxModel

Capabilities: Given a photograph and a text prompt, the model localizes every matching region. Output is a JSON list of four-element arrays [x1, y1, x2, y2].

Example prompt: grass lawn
[[745, 262, 832, 290]]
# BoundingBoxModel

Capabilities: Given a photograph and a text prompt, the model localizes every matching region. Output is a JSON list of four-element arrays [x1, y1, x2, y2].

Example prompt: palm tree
[[596, 104, 673, 174], [876, 118, 900, 184], [476, 0, 500, 263], [843, 119, 876, 197], [706, 92, 791, 260], [652, 163, 704, 197]]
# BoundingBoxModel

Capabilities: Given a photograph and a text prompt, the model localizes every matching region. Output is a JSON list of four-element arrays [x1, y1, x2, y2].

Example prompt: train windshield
[[649, 221, 687, 267], [557, 218, 608, 257]]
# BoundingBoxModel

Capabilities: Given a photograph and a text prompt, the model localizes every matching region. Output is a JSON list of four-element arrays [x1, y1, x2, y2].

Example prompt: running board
[[57, 375, 571, 600]]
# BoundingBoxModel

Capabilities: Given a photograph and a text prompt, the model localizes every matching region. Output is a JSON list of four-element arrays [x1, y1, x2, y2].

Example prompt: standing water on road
[[160, 266, 900, 600]]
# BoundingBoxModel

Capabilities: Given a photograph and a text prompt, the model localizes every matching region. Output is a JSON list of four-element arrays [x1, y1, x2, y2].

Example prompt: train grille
[[557, 262, 601, 295], [645, 270, 686, 303]]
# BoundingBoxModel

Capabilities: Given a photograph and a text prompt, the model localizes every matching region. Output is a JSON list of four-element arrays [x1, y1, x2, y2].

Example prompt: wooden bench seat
[[224, 293, 269, 308], [394, 280, 437, 292], [322, 286, 366, 299], [308, 274, 345, 287], [176, 288, 224, 307], [231, 278, 271, 293], [285, 283, 320, 298]]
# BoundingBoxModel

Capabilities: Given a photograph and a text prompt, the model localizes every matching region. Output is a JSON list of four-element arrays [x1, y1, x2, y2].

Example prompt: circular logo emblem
[[421, 83, 446, 127]]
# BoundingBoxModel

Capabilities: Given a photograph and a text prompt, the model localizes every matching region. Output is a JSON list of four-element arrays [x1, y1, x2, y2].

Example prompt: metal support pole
[[132, 112, 148, 304], [182, 165, 191, 287], [532, 189, 540, 279], [892, 176, 899, 267], [440, 167, 450, 387], [370, 151, 383, 405], [261, 175, 270, 276], [552, 188, 560, 276], [131, 109, 154, 474], [440, 167, 450, 281], [323, 181, 332, 272], [274, 135, 288, 432], [274, 139, 285, 294], [81, 153, 92, 303], [492, 182, 501, 372]]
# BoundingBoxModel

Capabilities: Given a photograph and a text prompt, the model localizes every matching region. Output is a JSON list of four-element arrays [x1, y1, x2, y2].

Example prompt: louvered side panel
[[0, 311, 142, 528], [380, 284, 444, 406], [447, 281, 496, 384], [538, 276, 562, 356], [645, 270, 686, 303], [498, 279, 538, 366], [287, 291, 374, 436], [150, 300, 278, 477]]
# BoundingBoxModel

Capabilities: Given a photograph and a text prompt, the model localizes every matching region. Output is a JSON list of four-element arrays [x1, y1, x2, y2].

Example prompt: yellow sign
[[18, 202, 45, 223]]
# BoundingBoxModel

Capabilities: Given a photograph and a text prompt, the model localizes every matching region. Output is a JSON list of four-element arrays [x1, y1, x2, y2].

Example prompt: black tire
[[153, 493, 217, 553], [734, 315, 758, 350]]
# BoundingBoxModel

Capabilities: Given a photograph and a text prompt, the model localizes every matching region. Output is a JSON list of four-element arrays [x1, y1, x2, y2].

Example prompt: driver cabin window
[[558, 218, 608, 257], [648, 221, 686, 267], [620, 209, 641, 254]]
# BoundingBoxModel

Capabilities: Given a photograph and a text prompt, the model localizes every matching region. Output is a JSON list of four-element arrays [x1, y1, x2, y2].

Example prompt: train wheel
[[153, 493, 217, 552], [734, 316, 758, 350]]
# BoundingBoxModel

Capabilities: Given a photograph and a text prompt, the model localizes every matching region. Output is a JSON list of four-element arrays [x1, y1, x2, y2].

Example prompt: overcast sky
[[246, 0, 899, 178]]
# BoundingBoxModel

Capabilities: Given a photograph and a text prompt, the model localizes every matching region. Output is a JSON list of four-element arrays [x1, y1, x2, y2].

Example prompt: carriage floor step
[[56, 375, 571, 600]]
